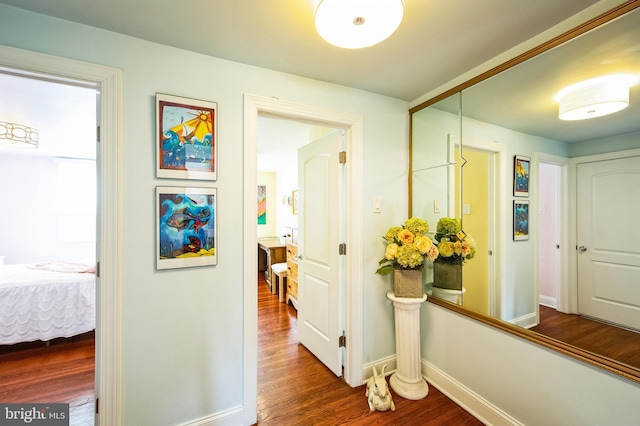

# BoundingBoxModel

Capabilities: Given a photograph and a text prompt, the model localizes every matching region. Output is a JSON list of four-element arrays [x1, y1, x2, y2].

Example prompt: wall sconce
[[314, 0, 404, 49], [0, 120, 39, 148], [555, 75, 638, 121]]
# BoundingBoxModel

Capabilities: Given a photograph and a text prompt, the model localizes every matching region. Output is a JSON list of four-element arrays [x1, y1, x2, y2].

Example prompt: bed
[[0, 262, 96, 345]]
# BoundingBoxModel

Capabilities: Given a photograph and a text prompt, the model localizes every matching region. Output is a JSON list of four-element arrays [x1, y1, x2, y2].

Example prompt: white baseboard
[[361, 354, 397, 384], [539, 295, 557, 308], [363, 355, 522, 425], [509, 312, 537, 329], [177, 405, 244, 426], [423, 360, 523, 426]]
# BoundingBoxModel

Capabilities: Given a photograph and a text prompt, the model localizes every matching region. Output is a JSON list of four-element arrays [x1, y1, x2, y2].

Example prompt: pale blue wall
[[0, 4, 408, 424], [570, 129, 640, 157]]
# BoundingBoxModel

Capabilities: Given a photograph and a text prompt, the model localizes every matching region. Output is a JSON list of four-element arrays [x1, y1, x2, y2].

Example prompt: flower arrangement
[[433, 217, 476, 264], [375, 217, 439, 275]]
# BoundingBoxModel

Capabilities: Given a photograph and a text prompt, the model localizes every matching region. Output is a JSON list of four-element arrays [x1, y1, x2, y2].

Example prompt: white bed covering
[[0, 263, 96, 345]]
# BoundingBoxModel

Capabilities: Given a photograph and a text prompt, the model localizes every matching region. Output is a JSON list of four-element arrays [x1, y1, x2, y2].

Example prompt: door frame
[[0, 45, 123, 424], [243, 94, 363, 424]]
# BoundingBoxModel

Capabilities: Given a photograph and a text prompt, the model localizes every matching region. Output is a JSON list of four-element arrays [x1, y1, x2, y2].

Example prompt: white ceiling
[[1, 0, 637, 166], [0, 0, 599, 102], [431, 5, 640, 143], [0, 72, 97, 158]]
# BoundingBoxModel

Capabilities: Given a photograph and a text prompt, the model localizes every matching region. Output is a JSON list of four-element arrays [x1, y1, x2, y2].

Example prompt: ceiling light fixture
[[314, 0, 404, 49], [555, 74, 638, 121], [0, 120, 39, 148]]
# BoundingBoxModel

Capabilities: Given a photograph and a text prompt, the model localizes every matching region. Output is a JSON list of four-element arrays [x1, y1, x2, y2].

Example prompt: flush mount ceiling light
[[555, 74, 638, 121], [314, 0, 404, 49], [0, 120, 39, 148]]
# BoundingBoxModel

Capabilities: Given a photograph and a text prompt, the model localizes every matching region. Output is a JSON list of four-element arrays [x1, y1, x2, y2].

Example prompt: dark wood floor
[[3, 290, 639, 425], [531, 305, 640, 370], [0, 332, 95, 425], [256, 274, 482, 425]]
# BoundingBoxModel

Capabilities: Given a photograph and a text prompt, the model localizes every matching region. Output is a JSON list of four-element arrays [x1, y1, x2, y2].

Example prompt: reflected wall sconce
[[0, 120, 39, 148], [555, 74, 638, 121], [314, 0, 404, 49]]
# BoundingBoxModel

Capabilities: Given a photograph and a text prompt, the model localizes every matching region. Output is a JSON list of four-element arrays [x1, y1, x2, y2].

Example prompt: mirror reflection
[[410, 6, 640, 376]]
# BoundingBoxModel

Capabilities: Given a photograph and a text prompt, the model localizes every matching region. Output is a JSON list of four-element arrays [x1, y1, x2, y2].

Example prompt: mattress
[[0, 263, 96, 345]]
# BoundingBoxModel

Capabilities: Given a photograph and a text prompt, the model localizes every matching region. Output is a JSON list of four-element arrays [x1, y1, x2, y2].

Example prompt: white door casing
[[243, 94, 364, 425], [577, 155, 640, 330], [0, 46, 123, 425], [297, 131, 343, 377]]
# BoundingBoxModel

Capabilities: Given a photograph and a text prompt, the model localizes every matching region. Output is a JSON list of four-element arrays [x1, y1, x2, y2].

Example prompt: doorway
[[243, 94, 364, 424], [536, 162, 561, 309], [0, 45, 123, 424], [257, 120, 345, 376], [533, 153, 568, 318]]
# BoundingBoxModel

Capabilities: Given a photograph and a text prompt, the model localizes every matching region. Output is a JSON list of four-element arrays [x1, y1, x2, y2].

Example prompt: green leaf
[[375, 264, 394, 275]]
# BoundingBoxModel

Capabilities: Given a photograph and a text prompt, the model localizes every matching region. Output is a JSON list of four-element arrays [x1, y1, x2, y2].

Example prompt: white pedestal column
[[386, 290, 429, 400]]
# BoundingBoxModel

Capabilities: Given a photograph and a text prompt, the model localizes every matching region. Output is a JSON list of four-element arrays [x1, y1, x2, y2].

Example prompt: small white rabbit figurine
[[365, 365, 395, 412]]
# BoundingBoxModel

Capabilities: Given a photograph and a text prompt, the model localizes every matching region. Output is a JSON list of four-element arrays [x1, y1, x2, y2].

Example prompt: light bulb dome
[[555, 74, 638, 121], [315, 0, 404, 49]]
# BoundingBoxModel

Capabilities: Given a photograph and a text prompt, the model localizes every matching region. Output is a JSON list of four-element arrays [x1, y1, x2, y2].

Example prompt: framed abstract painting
[[513, 199, 529, 241], [156, 186, 217, 270], [156, 93, 217, 180], [513, 155, 530, 197]]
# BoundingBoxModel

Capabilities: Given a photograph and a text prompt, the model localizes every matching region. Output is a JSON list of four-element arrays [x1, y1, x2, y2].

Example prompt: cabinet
[[258, 238, 286, 293], [286, 243, 299, 309]]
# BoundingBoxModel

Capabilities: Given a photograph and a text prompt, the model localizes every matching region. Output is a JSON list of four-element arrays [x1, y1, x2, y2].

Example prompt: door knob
[[294, 254, 302, 261], [578, 246, 587, 253]]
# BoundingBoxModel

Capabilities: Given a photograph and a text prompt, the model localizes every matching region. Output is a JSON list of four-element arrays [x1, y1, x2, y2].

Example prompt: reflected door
[[460, 149, 491, 315], [577, 155, 640, 330]]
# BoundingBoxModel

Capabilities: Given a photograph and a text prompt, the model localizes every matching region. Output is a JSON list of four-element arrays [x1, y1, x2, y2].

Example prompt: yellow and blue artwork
[[513, 155, 530, 197], [513, 200, 529, 241], [156, 93, 217, 181], [156, 186, 217, 269]]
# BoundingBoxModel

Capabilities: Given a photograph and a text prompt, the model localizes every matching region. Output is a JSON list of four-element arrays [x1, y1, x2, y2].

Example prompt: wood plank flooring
[[531, 305, 640, 370], [1, 277, 483, 426], [0, 332, 95, 425], [256, 274, 483, 425]]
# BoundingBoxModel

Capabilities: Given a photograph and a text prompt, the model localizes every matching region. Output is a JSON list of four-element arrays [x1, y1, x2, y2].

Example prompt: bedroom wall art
[[513, 155, 530, 197], [156, 186, 217, 269], [257, 185, 266, 224], [513, 199, 530, 241], [156, 93, 217, 180]]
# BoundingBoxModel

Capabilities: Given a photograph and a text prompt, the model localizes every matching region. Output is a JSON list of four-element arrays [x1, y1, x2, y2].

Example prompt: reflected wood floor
[[0, 332, 95, 425], [530, 305, 640, 370], [257, 274, 482, 426]]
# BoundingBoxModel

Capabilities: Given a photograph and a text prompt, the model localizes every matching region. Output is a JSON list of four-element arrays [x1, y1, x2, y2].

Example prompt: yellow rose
[[453, 241, 462, 256], [397, 229, 415, 245], [438, 241, 454, 257], [385, 243, 399, 260], [414, 235, 433, 254]]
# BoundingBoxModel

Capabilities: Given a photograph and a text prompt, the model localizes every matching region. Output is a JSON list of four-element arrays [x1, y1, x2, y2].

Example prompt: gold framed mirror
[[409, 0, 640, 383]]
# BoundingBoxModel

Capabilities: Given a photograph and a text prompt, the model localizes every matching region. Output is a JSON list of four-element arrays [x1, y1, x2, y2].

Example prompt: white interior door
[[577, 155, 640, 330], [297, 130, 343, 376]]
